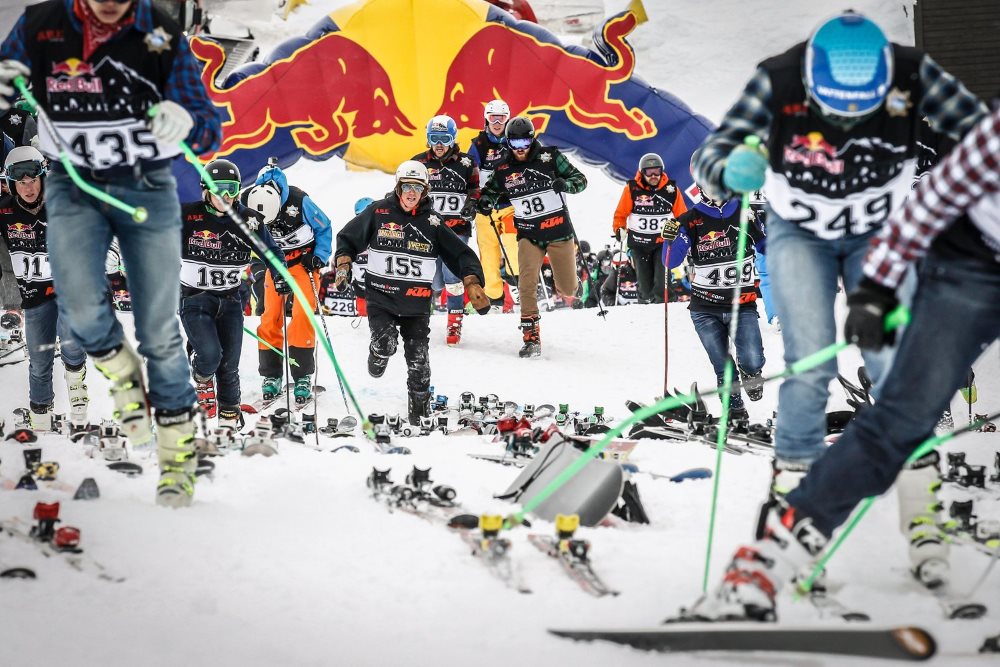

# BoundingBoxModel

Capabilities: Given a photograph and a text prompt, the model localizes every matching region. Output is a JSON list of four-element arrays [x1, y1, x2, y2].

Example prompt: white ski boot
[[155, 408, 198, 508], [29, 403, 54, 432], [93, 342, 152, 448], [897, 451, 950, 588], [64, 364, 89, 427]]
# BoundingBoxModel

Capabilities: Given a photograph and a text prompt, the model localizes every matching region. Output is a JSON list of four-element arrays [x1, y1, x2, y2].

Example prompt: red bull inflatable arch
[[176, 0, 714, 202]]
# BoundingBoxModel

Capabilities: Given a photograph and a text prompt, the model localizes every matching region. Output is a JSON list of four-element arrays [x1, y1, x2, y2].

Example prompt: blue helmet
[[354, 197, 375, 215], [805, 13, 892, 120], [426, 115, 458, 147]]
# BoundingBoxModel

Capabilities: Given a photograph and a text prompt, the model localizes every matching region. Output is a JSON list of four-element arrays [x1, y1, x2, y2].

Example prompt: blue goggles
[[5, 161, 45, 182], [508, 137, 532, 150], [428, 133, 455, 147]]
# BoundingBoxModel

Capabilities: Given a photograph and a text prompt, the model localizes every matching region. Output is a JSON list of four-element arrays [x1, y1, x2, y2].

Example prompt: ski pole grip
[[884, 305, 910, 332], [743, 135, 761, 148]]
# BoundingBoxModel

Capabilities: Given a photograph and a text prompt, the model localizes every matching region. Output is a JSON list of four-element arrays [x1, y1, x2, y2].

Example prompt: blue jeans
[[432, 234, 469, 312], [767, 211, 905, 462], [24, 299, 86, 405], [690, 309, 765, 410], [788, 253, 1000, 535], [45, 168, 196, 411], [181, 291, 245, 407], [756, 253, 777, 323]]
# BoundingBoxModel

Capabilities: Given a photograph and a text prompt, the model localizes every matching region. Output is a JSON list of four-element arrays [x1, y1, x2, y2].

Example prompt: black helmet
[[202, 159, 240, 189], [638, 153, 664, 172], [505, 116, 535, 148]]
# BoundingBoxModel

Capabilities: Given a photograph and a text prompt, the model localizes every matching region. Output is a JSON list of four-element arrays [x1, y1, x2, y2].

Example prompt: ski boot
[[154, 408, 198, 508], [63, 364, 89, 427], [293, 376, 313, 405], [262, 376, 282, 401], [29, 402, 54, 432], [194, 374, 217, 418], [740, 368, 764, 401], [937, 409, 954, 430], [729, 406, 750, 430], [446, 311, 464, 346], [93, 342, 152, 448], [218, 405, 244, 431], [518, 315, 541, 358], [897, 451, 950, 588], [974, 413, 997, 432], [408, 391, 431, 426], [756, 458, 811, 538], [368, 348, 389, 378]]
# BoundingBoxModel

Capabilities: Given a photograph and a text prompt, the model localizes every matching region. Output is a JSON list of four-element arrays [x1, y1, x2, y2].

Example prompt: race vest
[[180, 203, 255, 293], [471, 131, 509, 188], [265, 185, 315, 254], [491, 146, 573, 242], [0, 197, 55, 308], [625, 178, 681, 248], [761, 43, 923, 239], [414, 149, 477, 236], [680, 203, 761, 312], [25, 1, 184, 169]]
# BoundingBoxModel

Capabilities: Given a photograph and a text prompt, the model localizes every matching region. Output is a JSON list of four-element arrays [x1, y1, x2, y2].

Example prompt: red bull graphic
[[697, 230, 731, 252], [47, 58, 101, 94], [190, 229, 222, 249], [174, 0, 712, 204], [7, 223, 35, 240], [784, 131, 844, 174]]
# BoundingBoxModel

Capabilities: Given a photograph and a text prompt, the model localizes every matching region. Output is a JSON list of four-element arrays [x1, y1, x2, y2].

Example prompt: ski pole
[[504, 305, 910, 531], [175, 139, 372, 439], [703, 149, 755, 592], [663, 241, 671, 395], [280, 292, 293, 417], [794, 409, 1000, 597], [307, 270, 350, 414], [612, 236, 625, 306], [14, 77, 147, 222], [242, 326, 298, 367]]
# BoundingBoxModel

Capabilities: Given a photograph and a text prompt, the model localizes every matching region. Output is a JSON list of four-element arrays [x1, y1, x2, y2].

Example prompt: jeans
[[756, 252, 777, 323], [181, 291, 245, 407], [368, 305, 431, 393], [788, 253, 1000, 535], [45, 168, 196, 411], [767, 210, 903, 462], [690, 309, 765, 410], [432, 233, 469, 312], [24, 299, 86, 406]]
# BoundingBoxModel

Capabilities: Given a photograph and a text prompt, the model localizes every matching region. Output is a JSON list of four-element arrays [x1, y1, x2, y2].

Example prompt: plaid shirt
[[1, 0, 220, 154], [865, 108, 1000, 288], [691, 54, 987, 201]]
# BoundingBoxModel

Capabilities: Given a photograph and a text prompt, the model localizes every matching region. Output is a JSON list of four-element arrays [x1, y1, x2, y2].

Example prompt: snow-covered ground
[[1, 1, 999, 666]]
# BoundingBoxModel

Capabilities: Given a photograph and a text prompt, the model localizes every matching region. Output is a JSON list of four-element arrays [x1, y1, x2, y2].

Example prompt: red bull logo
[[697, 230, 731, 251], [784, 131, 844, 175], [7, 222, 34, 239], [634, 194, 653, 205], [47, 58, 102, 94], [190, 229, 221, 249], [505, 172, 526, 187]]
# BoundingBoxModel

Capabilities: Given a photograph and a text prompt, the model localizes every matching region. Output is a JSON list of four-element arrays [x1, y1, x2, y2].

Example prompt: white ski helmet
[[395, 160, 429, 188], [244, 182, 283, 223], [3, 145, 46, 179], [484, 99, 510, 120]]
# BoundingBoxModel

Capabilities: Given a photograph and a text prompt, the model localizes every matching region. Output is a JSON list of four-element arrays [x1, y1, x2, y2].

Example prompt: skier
[[0, 0, 222, 507], [688, 10, 986, 602], [748, 190, 778, 329], [0, 146, 88, 432], [242, 162, 332, 404], [599, 250, 639, 306], [611, 153, 687, 303], [468, 99, 518, 310], [412, 115, 480, 346], [1, 98, 37, 149], [180, 159, 287, 430], [333, 161, 488, 424], [477, 116, 587, 357], [698, 103, 1000, 622], [666, 187, 766, 418], [320, 196, 374, 317]]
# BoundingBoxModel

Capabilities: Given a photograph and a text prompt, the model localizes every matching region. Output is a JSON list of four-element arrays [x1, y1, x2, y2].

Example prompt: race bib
[[691, 259, 756, 290], [627, 213, 671, 234], [510, 189, 562, 220], [181, 261, 244, 290], [9, 251, 51, 282], [366, 249, 437, 284], [271, 223, 315, 250], [429, 192, 467, 215], [478, 169, 493, 188], [323, 290, 358, 317], [41, 118, 178, 169]]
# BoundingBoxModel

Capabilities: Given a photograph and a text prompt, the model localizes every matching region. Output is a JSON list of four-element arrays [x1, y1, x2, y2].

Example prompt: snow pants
[[517, 238, 578, 318], [475, 211, 519, 301], [258, 263, 317, 380], [368, 305, 431, 393]]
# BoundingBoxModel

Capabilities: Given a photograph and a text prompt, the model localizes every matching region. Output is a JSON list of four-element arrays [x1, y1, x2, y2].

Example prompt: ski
[[548, 624, 936, 661], [806, 588, 870, 621], [240, 388, 289, 416], [285, 383, 326, 413], [0, 517, 123, 583], [527, 515, 618, 597], [0, 341, 27, 366], [454, 516, 532, 595], [620, 464, 713, 483]]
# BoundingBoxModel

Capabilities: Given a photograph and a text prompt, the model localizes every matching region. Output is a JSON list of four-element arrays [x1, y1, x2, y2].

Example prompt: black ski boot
[[368, 349, 389, 378], [740, 368, 764, 401], [408, 391, 431, 426], [518, 315, 541, 358]]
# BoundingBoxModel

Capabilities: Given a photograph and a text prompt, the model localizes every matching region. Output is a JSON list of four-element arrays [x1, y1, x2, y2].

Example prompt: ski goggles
[[486, 114, 508, 126], [399, 182, 426, 195], [508, 137, 532, 150], [5, 161, 44, 182], [427, 133, 455, 147], [212, 180, 241, 198], [642, 167, 663, 178]]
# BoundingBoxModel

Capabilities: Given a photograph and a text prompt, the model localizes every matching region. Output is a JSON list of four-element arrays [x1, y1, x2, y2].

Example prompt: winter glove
[[0, 60, 29, 111], [333, 256, 352, 292], [615, 227, 628, 243], [844, 278, 899, 351], [722, 142, 769, 194], [660, 217, 681, 242], [300, 252, 327, 271], [551, 177, 568, 193], [463, 275, 491, 315], [460, 199, 478, 221], [149, 100, 194, 144], [273, 274, 292, 295]]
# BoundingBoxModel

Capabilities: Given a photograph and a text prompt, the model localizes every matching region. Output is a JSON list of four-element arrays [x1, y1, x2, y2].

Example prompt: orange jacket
[[612, 170, 688, 242]]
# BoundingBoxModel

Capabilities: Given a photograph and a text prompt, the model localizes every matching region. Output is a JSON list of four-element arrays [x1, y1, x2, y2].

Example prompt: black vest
[[24, 0, 185, 169], [624, 178, 681, 249], [761, 42, 923, 239], [0, 194, 54, 309], [265, 185, 313, 261], [471, 131, 508, 186], [678, 202, 760, 313], [491, 145, 573, 242], [413, 148, 477, 237]]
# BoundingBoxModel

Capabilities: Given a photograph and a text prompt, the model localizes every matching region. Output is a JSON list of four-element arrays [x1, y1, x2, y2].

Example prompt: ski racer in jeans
[[412, 115, 480, 346], [0, 146, 89, 433], [180, 159, 286, 430], [690, 12, 986, 570], [477, 116, 587, 358], [0, 0, 222, 507], [333, 161, 488, 425], [667, 189, 766, 419], [611, 153, 687, 303], [242, 163, 332, 404], [700, 104, 1000, 622]]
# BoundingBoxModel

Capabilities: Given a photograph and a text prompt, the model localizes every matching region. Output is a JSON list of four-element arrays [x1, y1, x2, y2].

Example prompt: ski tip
[[891, 627, 936, 660]]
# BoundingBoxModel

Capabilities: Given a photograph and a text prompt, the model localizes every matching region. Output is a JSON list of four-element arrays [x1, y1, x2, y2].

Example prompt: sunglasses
[[5, 161, 44, 182], [642, 167, 663, 178], [400, 182, 426, 195], [428, 133, 455, 147], [508, 138, 532, 150], [212, 180, 241, 198]]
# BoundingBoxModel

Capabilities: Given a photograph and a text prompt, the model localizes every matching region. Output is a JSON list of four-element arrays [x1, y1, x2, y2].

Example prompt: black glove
[[552, 178, 568, 193], [300, 252, 327, 270], [460, 199, 477, 221], [844, 278, 899, 351], [273, 275, 292, 295]]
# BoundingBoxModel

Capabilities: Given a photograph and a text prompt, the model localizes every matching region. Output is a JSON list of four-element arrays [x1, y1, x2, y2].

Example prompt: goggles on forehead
[[642, 167, 663, 178], [5, 161, 44, 182], [508, 137, 532, 150], [400, 182, 426, 195], [212, 180, 241, 198], [428, 133, 455, 147]]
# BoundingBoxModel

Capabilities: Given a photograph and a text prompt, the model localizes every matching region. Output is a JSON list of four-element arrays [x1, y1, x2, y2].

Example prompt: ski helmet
[[638, 153, 664, 172], [0, 311, 21, 330], [3, 145, 46, 182], [805, 12, 892, 120], [484, 99, 511, 120], [201, 158, 241, 198], [395, 160, 429, 198], [354, 197, 375, 216], [426, 115, 458, 147], [505, 116, 535, 150], [245, 182, 283, 223]]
